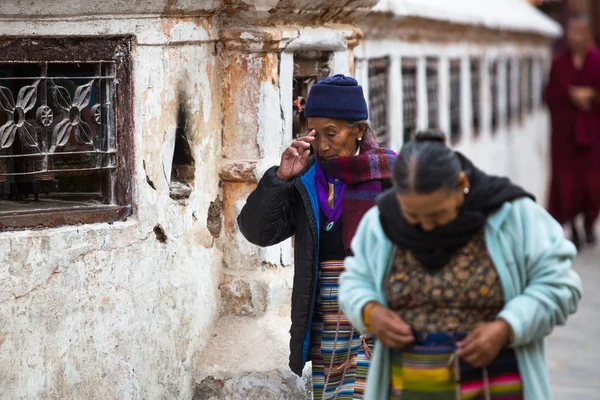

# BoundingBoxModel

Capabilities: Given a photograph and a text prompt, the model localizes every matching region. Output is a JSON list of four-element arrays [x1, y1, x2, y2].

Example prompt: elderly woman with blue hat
[[238, 74, 396, 399]]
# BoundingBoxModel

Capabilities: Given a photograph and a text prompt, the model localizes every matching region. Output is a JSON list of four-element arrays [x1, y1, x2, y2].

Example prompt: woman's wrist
[[495, 318, 514, 345], [362, 302, 382, 333], [275, 169, 290, 181]]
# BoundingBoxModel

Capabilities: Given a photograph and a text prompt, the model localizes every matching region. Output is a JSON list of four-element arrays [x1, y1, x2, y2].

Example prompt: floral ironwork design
[[51, 80, 94, 151], [0, 81, 40, 149]]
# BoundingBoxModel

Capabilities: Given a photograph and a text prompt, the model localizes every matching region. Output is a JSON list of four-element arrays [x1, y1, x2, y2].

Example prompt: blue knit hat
[[304, 74, 368, 121]]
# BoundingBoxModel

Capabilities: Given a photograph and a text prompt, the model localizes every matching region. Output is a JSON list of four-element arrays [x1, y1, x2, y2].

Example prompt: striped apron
[[311, 260, 373, 400], [389, 332, 523, 400]]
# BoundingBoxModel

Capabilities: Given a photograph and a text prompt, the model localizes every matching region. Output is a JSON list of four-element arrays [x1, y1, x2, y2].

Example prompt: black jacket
[[237, 164, 390, 376], [238, 165, 316, 376]]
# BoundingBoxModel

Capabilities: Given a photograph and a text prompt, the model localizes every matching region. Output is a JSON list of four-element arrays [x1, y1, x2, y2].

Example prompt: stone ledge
[[0, 0, 222, 17], [220, 160, 258, 183], [199, 314, 292, 374], [222, 0, 378, 25], [194, 370, 309, 400]]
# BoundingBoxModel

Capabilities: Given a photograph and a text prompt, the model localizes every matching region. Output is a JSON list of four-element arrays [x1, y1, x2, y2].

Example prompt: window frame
[[449, 59, 462, 144], [0, 36, 134, 231], [425, 57, 440, 130], [401, 57, 418, 143], [368, 56, 390, 146]]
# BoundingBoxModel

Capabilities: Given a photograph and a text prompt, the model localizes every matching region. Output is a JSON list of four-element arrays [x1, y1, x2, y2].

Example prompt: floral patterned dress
[[385, 230, 523, 400]]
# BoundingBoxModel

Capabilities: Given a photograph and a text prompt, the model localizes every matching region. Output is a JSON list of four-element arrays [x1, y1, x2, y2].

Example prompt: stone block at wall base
[[193, 370, 310, 400], [196, 314, 312, 399]]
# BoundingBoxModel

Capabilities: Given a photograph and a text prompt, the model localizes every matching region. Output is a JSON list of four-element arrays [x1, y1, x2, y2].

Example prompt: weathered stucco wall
[[0, 8, 224, 400], [0, 1, 373, 398], [0, 1, 559, 399]]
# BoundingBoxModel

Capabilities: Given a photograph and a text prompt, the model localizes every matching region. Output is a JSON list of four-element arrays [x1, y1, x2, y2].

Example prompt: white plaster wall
[[355, 39, 553, 204], [0, 15, 223, 400], [457, 112, 551, 207]]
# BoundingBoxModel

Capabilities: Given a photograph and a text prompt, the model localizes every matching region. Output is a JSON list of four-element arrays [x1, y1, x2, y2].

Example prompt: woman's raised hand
[[276, 130, 316, 181]]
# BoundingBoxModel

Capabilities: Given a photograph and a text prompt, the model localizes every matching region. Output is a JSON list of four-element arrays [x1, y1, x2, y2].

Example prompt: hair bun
[[414, 130, 447, 144]]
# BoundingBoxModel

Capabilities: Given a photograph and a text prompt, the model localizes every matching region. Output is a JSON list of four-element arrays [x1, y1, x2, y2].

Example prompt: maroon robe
[[545, 47, 600, 226]]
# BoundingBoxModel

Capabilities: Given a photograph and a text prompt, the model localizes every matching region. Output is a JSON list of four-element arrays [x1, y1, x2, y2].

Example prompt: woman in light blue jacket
[[339, 130, 582, 400]]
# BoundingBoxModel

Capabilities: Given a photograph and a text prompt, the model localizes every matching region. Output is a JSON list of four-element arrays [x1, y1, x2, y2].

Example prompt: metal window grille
[[426, 57, 439, 130], [506, 60, 513, 125], [0, 37, 132, 230], [527, 58, 534, 113], [402, 58, 418, 143], [449, 60, 461, 143], [490, 61, 499, 134], [538, 58, 546, 110], [368, 57, 390, 146], [516, 59, 523, 122], [471, 58, 481, 137], [0, 62, 116, 195], [518, 58, 530, 121]]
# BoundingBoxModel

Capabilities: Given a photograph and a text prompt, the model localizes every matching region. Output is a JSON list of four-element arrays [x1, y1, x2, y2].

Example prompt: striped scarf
[[316, 134, 396, 250]]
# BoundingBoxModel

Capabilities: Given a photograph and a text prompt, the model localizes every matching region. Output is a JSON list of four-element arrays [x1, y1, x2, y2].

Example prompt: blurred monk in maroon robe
[[546, 16, 600, 248]]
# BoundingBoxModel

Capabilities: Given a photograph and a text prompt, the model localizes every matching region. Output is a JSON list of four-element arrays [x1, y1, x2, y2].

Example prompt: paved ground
[[547, 227, 600, 399]]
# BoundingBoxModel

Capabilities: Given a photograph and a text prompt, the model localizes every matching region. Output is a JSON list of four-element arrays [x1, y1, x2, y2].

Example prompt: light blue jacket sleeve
[[497, 198, 582, 347], [340, 207, 389, 334]]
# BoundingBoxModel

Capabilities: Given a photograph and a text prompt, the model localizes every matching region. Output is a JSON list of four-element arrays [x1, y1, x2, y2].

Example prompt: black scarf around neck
[[378, 152, 534, 272]]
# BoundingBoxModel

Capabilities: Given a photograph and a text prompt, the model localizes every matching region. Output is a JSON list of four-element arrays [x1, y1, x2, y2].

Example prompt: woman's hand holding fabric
[[276, 130, 316, 181], [368, 305, 415, 349], [457, 319, 511, 368]]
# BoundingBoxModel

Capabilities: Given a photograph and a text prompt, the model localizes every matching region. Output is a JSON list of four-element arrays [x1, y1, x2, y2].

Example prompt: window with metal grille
[[0, 37, 133, 230], [526, 57, 534, 113], [426, 57, 439, 130], [518, 57, 531, 120], [538, 58, 546, 110], [506, 60, 513, 126], [402, 58, 418, 143], [292, 51, 331, 140], [471, 58, 481, 138], [449, 60, 461, 143], [368, 57, 390, 146], [490, 61, 499, 134]]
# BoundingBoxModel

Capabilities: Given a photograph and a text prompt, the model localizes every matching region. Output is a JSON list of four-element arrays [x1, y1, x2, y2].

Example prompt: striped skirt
[[311, 260, 373, 400], [389, 332, 523, 400]]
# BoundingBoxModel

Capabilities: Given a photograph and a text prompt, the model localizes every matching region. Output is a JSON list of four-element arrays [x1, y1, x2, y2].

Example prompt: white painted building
[[355, 0, 561, 205], [0, 0, 560, 399]]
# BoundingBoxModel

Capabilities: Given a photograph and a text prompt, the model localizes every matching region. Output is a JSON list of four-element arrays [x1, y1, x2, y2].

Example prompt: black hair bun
[[414, 130, 447, 144]]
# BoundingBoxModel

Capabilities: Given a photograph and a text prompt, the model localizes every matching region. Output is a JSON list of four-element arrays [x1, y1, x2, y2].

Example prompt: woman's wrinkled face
[[307, 117, 363, 160], [396, 173, 469, 232]]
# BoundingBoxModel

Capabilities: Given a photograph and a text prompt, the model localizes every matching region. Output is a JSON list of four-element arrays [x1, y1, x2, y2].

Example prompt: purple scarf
[[315, 134, 396, 250]]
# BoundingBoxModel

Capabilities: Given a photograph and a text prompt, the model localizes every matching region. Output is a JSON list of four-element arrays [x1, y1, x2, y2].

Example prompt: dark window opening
[[402, 58, 418, 143], [292, 51, 331, 140], [471, 59, 481, 137], [490, 61, 499, 134], [449, 60, 461, 143], [368, 57, 390, 146], [426, 57, 439, 130], [0, 37, 133, 231], [169, 96, 195, 200]]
